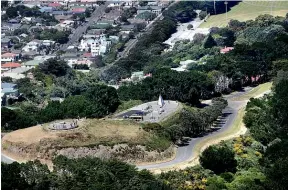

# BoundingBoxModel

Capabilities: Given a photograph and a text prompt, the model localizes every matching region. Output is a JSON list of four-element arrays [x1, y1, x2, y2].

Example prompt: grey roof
[[1, 83, 17, 89], [7, 67, 30, 74], [1, 38, 11, 43], [121, 24, 135, 30], [138, 6, 162, 10], [9, 23, 22, 29], [24, 60, 43, 66]]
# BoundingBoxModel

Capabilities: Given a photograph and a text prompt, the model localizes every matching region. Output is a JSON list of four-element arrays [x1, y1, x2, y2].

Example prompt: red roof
[[83, 52, 92, 57], [72, 8, 86, 13], [48, 3, 63, 7], [1, 62, 21, 68], [220, 47, 234, 54], [1, 53, 17, 57]]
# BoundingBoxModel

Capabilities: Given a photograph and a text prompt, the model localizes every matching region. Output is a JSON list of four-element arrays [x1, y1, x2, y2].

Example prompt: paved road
[[113, 2, 175, 62], [137, 87, 253, 170], [59, 3, 108, 51]]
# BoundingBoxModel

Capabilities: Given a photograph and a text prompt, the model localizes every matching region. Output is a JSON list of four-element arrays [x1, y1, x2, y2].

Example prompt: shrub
[[200, 145, 237, 174]]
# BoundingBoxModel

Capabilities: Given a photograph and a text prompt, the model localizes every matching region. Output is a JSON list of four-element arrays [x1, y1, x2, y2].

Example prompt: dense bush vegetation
[[1, 84, 120, 131], [2, 156, 172, 190], [118, 68, 215, 105], [200, 145, 237, 174]]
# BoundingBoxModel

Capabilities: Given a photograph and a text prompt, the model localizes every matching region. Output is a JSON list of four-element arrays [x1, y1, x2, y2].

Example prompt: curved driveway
[[137, 87, 253, 170]]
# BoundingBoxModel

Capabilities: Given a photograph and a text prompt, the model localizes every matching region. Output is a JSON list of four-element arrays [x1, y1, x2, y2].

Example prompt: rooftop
[[48, 3, 63, 7], [23, 60, 43, 66], [1, 83, 17, 89], [2, 53, 16, 57], [1, 62, 22, 68]]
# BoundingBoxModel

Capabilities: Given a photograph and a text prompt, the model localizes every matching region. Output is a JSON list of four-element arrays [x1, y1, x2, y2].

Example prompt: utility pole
[[225, 1, 228, 23], [214, 0, 216, 15], [270, 0, 274, 15]]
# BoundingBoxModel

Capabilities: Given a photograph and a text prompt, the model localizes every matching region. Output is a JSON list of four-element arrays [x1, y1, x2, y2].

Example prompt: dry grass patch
[[2, 119, 150, 149]]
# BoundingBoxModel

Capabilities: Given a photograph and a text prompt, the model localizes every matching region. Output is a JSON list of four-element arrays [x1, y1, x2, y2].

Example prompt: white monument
[[158, 95, 164, 108]]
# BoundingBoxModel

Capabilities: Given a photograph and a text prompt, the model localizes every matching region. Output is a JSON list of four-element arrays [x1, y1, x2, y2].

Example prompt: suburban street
[[114, 2, 175, 61], [60, 2, 109, 51]]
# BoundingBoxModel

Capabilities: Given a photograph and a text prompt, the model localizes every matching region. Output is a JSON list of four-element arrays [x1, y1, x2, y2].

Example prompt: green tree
[[200, 145, 237, 174], [61, 95, 90, 118], [204, 35, 217, 48], [83, 85, 120, 118], [1, 162, 29, 190], [38, 58, 71, 77]]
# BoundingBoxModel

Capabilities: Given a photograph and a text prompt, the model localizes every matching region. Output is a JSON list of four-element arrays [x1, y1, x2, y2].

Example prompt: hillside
[[200, 1, 288, 28], [1, 119, 175, 165]]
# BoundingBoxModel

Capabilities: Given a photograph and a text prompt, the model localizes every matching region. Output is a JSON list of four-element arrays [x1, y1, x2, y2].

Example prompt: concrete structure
[[49, 120, 78, 130], [115, 100, 180, 123]]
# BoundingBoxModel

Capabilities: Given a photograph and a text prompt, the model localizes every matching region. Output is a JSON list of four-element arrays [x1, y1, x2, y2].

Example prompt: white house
[[1, 53, 18, 62], [22, 40, 42, 52], [42, 40, 55, 46]]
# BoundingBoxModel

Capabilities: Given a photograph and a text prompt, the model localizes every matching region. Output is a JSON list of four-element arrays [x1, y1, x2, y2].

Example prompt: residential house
[[21, 17, 35, 24], [1, 23, 22, 33], [22, 40, 42, 52], [23, 60, 43, 68], [137, 6, 162, 15], [52, 10, 73, 16], [39, 6, 54, 13], [22, 3, 39, 9], [220, 46, 234, 54], [68, 59, 92, 68], [8, 18, 20, 24], [19, 33, 29, 38], [1, 67, 30, 80], [1, 38, 12, 49], [91, 20, 116, 29], [1, 62, 22, 72], [107, 0, 125, 9], [61, 52, 80, 66], [48, 2, 63, 9], [109, 36, 120, 43], [1, 53, 18, 62], [42, 40, 55, 47], [1, 83, 19, 106], [71, 7, 86, 14], [55, 15, 73, 22], [120, 24, 136, 34], [120, 71, 152, 84], [87, 29, 105, 35], [78, 36, 111, 56], [34, 55, 55, 61]]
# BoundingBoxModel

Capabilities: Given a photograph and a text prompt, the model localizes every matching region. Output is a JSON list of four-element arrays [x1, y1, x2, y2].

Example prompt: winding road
[[137, 87, 254, 170]]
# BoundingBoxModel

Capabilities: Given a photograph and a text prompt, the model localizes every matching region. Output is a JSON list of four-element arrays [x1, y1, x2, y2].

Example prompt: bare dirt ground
[[3, 126, 58, 145]]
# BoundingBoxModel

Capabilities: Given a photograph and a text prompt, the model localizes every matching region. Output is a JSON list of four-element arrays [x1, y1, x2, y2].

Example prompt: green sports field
[[200, 1, 288, 28]]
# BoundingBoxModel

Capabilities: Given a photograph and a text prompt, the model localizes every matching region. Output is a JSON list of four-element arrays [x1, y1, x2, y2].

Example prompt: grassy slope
[[232, 82, 272, 101], [200, 1, 288, 28]]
